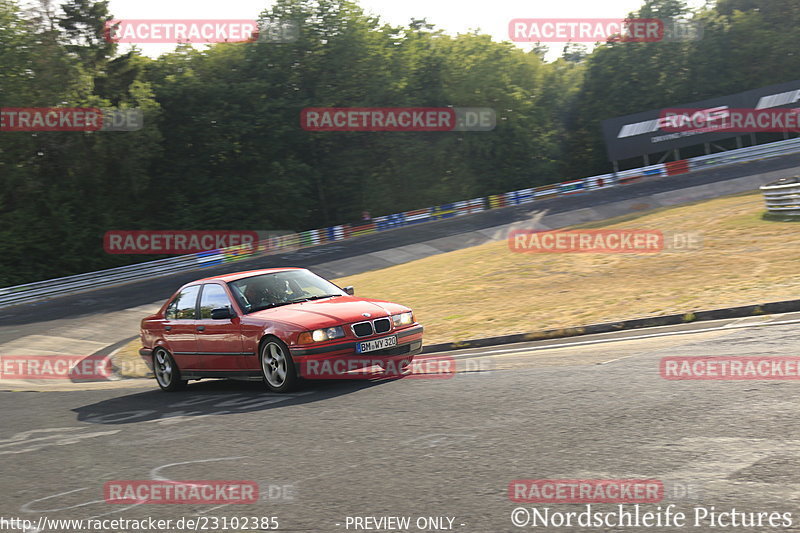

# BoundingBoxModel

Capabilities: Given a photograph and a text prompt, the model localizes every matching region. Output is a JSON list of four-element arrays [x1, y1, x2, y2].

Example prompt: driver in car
[[244, 276, 290, 309]]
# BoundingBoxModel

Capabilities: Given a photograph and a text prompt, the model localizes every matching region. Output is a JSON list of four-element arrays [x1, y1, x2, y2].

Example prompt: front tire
[[153, 347, 187, 391], [260, 337, 298, 393]]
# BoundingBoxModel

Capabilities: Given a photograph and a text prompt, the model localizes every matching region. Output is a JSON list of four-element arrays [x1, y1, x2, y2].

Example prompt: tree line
[[1, 0, 798, 285]]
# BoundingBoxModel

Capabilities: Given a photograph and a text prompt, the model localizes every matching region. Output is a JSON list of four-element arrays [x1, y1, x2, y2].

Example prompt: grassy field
[[333, 191, 800, 344]]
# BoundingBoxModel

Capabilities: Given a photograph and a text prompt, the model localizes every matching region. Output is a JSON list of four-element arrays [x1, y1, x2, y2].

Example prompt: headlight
[[392, 311, 413, 327], [299, 326, 345, 344]]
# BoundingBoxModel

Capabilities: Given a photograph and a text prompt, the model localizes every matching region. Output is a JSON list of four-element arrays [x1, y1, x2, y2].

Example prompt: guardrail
[[690, 136, 800, 170], [760, 176, 800, 216], [3, 136, 800, 308]]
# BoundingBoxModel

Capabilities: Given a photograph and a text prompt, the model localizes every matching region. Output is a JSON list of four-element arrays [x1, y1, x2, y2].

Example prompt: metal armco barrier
[[0, 255, 203, 307], [760, 176, 800, 216], [4, 136, 800, 308]]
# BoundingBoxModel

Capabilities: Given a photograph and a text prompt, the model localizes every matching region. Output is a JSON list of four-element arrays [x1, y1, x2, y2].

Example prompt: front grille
[[373, 317, 391, 334], [352, 322, 373, 337]]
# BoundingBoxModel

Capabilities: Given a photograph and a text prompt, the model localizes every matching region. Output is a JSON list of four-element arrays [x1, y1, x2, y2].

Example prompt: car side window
[[166, 285, 200, 320], [199, 284, 233, 319]]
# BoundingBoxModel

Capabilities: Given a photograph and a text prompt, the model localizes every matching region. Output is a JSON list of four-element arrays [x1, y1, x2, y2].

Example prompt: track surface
[[3, 314, 800, 532], [4, 153, 800, 532]]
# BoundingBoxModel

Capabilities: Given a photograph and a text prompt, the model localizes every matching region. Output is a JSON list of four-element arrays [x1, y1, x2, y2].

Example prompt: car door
[[195, 282, 247, 372], [162, 285, 201, 369]]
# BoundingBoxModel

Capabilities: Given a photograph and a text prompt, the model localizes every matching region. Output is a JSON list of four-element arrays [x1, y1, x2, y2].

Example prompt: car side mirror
[[343, 286, 354, 296], [210, 307, 235, 319]]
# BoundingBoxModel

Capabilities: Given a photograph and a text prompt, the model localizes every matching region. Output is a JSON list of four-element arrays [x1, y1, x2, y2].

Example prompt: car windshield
[[229, 270, 346, 313]]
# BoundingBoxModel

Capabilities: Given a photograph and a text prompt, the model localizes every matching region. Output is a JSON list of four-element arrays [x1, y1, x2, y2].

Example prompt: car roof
[[192, 267, 307, 284]]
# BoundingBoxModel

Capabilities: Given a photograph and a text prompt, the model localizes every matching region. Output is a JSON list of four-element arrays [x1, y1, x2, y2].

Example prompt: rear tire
[[260, 337, 298, 393], [153, 347, 187, 392]]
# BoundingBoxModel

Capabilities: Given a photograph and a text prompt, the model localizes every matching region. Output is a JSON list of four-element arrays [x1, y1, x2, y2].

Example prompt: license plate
[[356, 335, 397, 354]]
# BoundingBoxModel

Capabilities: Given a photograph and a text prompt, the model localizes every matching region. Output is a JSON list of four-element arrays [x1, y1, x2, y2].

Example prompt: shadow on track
[[73, 377, 403, 425]]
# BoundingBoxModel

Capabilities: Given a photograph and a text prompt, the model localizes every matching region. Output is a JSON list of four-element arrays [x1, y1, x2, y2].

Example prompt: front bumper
[[291, 325, 423, 379]]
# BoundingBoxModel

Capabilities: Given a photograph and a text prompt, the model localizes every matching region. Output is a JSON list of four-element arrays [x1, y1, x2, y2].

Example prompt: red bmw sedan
[[139, 268, 424, 392]]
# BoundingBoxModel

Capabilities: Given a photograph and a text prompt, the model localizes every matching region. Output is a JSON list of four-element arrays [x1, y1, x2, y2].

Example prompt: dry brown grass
[[333, 192, 800, 344], [112, 339, 152, 378]]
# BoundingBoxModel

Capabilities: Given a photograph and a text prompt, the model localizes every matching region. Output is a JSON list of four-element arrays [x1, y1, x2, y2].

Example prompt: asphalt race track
[[3, 313, 800, 532], [4, 154, 800, 532]]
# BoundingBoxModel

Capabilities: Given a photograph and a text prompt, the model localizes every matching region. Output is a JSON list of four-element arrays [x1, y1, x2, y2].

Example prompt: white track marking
[[443, 317, 800, 359]]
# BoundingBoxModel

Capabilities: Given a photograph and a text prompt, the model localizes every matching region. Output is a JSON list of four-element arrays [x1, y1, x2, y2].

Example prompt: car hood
[[247, 296, 409, 329]]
